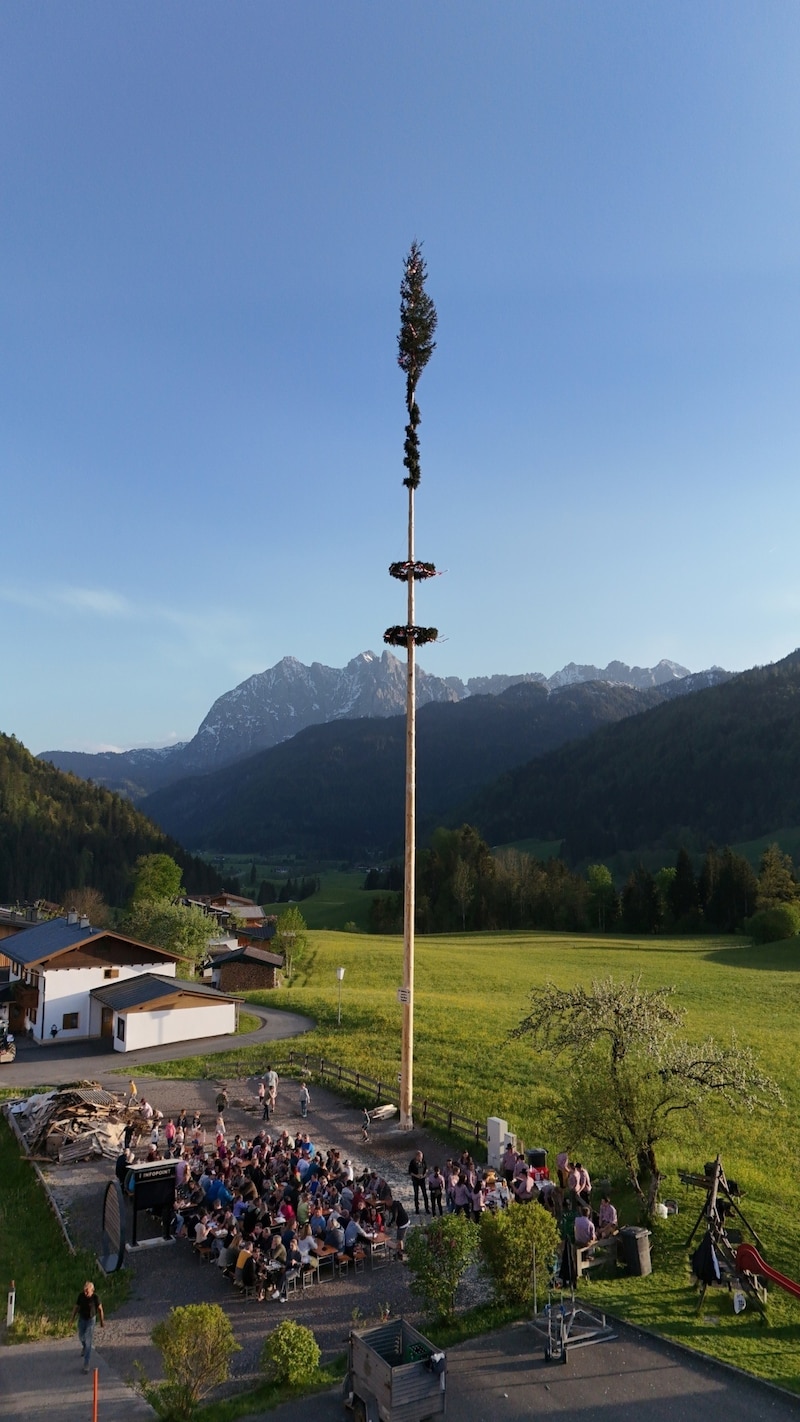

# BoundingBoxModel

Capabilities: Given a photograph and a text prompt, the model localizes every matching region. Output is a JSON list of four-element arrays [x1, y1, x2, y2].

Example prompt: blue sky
[[3, 1, 800, 753]]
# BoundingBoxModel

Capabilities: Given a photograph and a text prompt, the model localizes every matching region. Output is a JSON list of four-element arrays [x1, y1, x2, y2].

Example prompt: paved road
[[0, 1004, 314, 1090], [2, 1319, 797, 1422]]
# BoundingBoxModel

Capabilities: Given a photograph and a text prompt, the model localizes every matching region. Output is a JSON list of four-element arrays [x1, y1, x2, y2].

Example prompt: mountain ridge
[[40, 649, 714, 801]]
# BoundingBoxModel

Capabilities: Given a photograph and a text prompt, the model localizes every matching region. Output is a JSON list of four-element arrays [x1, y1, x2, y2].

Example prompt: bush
[[261, 1320, 321, 1386], [480, 1203, 561, 1307], [406, 1213, 478, 1323], [142, 1303, 240, 1421], [744, 903, 800, 944]]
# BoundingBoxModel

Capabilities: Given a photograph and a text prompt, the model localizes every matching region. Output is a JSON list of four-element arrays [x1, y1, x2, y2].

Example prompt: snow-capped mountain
[[39, 650, 729, 800]]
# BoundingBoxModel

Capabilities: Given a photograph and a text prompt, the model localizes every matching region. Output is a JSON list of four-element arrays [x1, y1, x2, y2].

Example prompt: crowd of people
[[116, 1078, 418, 1304], [116, 1080, 620, 1306]]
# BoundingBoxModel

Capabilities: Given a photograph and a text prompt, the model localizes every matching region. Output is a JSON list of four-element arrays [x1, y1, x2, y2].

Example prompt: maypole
[[384, 242, 438, 1130]]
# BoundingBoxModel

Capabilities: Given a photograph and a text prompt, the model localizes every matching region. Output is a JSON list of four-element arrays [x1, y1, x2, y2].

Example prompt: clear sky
[[3, 1, 800, 754]]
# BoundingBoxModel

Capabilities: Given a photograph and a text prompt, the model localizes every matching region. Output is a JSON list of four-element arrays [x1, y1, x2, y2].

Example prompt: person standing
[[299, 1082, 311, 1119], [71, 1281, 104, 1373], [408, 1150, 429, 1213], [265, 1066, 279, 1117], [257, 1080, 266, 1116]]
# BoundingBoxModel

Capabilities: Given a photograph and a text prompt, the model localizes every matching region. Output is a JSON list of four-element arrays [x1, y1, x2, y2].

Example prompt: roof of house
[[212, 944, 283, 969], [90, 973, 236, 1012], [239, 922, 277, 943], [5, 918, 178, 969]]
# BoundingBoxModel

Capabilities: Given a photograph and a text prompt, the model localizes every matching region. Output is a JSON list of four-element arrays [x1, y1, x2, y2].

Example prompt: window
[[104, 968, 120, 980], [62, 1012, 79, 1031], [116, 1016, 125, 1041]]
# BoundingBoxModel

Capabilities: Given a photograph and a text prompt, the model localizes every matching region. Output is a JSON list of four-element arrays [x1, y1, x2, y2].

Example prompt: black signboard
[[100, 1179, 126, 1272], [128, 1160, 177, 1245]]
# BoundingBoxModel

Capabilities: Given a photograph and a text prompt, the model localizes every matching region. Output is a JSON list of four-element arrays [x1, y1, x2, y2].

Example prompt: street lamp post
[[336, 966, 345, 1027]]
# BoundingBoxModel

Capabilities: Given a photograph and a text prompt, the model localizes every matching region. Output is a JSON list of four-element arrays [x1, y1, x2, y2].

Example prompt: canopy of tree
[[512, 977, 783, 1211], [0, 733, 223, 906]]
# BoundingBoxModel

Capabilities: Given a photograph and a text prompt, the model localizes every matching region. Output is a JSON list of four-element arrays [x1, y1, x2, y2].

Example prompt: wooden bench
[[575, 1236, 619, 1279]]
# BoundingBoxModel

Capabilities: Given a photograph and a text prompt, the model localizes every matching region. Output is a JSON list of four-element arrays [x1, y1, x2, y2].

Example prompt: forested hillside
[[464, 650, 800, 859], [0, 733, 222, 905], [142, 679, 671, 857]]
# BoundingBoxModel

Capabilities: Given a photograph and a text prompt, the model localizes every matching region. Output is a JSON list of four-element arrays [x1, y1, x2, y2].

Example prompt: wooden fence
[[264, 1049, 485, 1148]]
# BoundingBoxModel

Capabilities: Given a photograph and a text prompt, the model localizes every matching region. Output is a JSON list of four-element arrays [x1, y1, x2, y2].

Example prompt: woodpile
[[11, 1082, 131, 1162]]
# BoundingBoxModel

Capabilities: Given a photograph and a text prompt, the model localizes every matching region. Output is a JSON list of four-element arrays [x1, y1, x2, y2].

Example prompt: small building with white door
[[89, 974, 237, 1052]]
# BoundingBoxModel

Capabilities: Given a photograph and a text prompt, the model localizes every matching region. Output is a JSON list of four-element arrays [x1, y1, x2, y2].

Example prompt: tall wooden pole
[[385, 241, 438, 1134], [400, 482, 416, 1128]]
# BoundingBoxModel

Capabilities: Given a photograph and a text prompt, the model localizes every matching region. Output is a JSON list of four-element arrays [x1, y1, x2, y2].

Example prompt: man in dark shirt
[[384, 1195, 410, 1260], [71, 1281, 104, 1372], [408, 1150, 429, 1213]]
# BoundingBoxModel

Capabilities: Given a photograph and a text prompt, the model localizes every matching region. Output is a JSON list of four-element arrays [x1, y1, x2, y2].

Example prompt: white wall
[[28, 961, 177, 1043], [115, 1000, 236, 1053]]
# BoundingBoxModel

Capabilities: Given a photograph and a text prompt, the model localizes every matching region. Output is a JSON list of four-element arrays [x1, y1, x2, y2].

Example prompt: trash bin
[[620, 1226, 652, 1277], [526, 1148, 547, 1169]]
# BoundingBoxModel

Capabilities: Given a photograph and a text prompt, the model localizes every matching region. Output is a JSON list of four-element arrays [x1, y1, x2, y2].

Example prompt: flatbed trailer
[[343, 1318, 446, 1422]]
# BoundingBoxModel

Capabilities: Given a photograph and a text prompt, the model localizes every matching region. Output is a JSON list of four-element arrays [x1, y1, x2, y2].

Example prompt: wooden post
[[400, 481, 416, 1131]]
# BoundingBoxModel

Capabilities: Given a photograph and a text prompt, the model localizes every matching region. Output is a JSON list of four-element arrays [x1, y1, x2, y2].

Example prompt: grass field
[[0, 1116, 129, 1342], [141, 927, 800, 1391]]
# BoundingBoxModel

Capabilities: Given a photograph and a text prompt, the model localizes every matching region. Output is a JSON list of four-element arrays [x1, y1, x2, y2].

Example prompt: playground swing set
[[682, 1154, 800, 1314]]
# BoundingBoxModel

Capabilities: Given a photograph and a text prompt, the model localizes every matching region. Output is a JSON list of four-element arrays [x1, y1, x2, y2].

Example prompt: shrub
[[142, 1303, 240, 1421], [406, 1213, 478, 1323], [744, 904, 800, 944], [261, 1320, 321, 1387], [480, 1203, 561, 1307]]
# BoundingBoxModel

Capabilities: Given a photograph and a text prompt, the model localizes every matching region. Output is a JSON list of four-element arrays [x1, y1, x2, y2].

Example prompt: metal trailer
[[343, 1319, 446, 1422]]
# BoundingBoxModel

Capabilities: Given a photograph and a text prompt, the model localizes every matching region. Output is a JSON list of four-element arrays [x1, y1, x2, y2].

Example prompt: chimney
[[66, 911, 79, 926], [79, 916, 90, 929]]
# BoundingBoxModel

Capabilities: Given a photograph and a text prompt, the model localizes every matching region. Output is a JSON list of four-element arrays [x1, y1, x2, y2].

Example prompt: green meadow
[[143, 928, 800, 1390]]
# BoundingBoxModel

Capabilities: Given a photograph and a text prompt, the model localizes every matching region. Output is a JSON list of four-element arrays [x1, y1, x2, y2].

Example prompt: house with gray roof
[[4, 913, 234, 1049]]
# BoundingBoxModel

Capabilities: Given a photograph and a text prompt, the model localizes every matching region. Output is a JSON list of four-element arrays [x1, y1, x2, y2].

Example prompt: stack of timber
[[10, 1082, 130, 1162]]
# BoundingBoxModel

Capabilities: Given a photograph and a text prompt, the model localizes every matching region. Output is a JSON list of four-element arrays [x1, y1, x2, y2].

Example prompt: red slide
[[736, 1243, 800, 1301]]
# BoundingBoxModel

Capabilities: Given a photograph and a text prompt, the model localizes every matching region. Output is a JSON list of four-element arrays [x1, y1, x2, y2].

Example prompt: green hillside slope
[[464, 650, 800, 859], [0, 733, 221, 904]]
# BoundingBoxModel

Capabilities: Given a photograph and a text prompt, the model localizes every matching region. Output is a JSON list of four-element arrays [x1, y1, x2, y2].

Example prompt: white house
[[89, 974, 237, 1052]]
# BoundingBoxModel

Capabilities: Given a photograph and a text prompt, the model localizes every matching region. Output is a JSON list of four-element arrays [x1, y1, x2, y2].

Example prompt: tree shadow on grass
[[703, 940, 800, 971]]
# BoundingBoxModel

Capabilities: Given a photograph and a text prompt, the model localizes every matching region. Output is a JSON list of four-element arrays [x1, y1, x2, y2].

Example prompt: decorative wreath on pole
[[383, 625, 440, 649], [388, 560, 438, 582]]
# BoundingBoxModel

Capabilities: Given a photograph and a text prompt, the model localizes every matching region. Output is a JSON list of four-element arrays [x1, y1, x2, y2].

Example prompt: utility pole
[[384, 242, 438, 1130]]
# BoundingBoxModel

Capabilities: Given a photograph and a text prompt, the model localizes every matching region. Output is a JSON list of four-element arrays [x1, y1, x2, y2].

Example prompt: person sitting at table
[[597, 1194, 619, 1238], [574, 1206, 597, 1249], [309, 1203, 327, 1238], [324, 1212, 346, 1254], [343, 1212, 371, 1257], [296, 1222, 320, 1274], [271, 1235, 302, 1301], [513, 1169, 538, 1205]]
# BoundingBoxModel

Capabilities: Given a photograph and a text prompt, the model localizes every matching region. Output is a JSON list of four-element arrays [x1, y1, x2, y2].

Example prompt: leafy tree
[[122, 899, 211, 968], [274, 905, 309, 979], [61, 886, 111, 927], [621, 865, 662, 933], [668, 847, 699, 926], [257, 879, 276, 904], [132, 853, 183, 904], [587, 863, 618, 931], [512, 976, 782, 1211], [406, 1213, 478, 1322], [745, 903, 800, 944], [702, 846, 757, 931], [756, 843, 798, 911], [480, 1202, 560, 1307], [451, 857, 475, 930], [141, 1303, 240, 1421], [260, 1320, 320, 1386]]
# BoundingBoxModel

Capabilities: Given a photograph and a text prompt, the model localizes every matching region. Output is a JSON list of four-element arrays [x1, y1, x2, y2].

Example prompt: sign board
[[100, 1179, 126, 1273], [396, 987, 410, 1004], [126, 1160, 177, 1245]]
